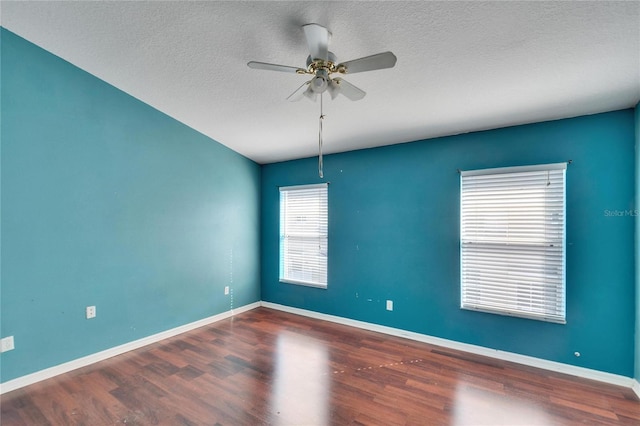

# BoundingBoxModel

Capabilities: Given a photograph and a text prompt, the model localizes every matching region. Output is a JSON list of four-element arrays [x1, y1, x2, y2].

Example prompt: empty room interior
[[1, 1, 640, 425]]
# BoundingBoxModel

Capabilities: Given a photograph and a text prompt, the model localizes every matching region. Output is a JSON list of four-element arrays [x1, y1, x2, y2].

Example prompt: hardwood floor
[[1, 307, 638, 425]]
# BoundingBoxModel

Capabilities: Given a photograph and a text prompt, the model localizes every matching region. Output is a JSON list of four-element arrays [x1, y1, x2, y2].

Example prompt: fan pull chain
[[318, 93, 325, 178]]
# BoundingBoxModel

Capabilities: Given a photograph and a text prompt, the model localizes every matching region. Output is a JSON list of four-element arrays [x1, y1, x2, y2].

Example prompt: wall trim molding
[[633, 379, 640, 400], [261, 302, 636, 391], [0, 302, 260, 395]]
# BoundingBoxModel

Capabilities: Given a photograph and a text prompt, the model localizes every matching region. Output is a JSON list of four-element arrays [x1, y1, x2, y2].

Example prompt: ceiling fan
[[247, 23, 397, 101]]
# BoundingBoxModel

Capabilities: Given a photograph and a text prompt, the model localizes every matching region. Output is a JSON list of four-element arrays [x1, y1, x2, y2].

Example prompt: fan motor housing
[[306, 52, 338, 73]]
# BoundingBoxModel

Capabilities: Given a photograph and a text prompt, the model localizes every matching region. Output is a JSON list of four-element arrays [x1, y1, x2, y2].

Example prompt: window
[[279, 183, 328, 288], [460, 163, 567, 323]]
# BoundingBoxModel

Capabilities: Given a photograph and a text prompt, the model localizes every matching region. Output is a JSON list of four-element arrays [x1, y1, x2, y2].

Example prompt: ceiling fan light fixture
[[310, 75, 328, 93], [303, 85, 318, 101], [328, 79, 341, 100], [310, 68, 329, 93]]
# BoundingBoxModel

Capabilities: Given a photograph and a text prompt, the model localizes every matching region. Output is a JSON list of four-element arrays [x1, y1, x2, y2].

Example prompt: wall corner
[[635, 101, 640, 383]]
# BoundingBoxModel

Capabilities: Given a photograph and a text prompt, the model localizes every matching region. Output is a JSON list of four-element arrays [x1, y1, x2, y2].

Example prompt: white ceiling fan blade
[[302, 23, 330, 61], [338, 51, 397, 74], [247, 61, 305, 74], [287, 81, 311, 102], [332, 78, 366, 101]]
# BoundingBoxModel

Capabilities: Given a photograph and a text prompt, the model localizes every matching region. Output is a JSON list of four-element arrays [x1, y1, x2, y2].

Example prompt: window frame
[[459, 163, 567, 324], [279, 183, 328, 289]]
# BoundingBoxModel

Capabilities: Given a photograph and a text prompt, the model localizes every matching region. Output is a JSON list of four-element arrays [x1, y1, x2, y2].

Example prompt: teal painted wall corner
[[635, 101, 640, 383]]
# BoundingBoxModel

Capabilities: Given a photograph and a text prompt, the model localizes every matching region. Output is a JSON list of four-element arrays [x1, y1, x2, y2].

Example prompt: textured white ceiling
[[2, 1, 639, 164]]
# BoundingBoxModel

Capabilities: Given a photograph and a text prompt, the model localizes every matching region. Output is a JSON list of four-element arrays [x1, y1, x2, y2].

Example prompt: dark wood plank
[[1, 307, 638, 425]]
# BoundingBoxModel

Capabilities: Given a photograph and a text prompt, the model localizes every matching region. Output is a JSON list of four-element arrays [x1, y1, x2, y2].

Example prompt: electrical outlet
[[86, 306, 96, 319], [1, 336, 15, 352], [386, 300, 393, 311], [224, 286, 230, 295]]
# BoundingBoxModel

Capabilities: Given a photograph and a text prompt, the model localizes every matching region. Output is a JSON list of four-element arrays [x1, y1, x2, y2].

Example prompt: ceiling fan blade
[[332, 78, 366, 101], [338, 51, 397, 74], [287, 81, 311, 102], [247, 61, 305, 74], [302, 23, 330, 61]]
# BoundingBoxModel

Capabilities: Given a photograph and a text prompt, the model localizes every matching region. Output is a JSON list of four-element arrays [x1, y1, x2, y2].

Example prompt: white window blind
[[460, 163, 567, 323], [279, 183, 328, 288]]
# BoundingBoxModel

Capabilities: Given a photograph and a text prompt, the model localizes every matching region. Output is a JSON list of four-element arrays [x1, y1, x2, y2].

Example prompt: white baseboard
[[633, 379, 640, 399], [0, 302, 260, 395], [261, 302, 636, 391]]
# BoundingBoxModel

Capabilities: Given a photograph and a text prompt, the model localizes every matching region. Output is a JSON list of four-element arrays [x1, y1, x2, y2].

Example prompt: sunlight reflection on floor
[[270, 331, 329, 425], [452, 383, 553, 426]]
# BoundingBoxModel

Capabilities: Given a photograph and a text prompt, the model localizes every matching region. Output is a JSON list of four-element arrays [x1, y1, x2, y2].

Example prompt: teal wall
[[262, 109, 636, 377], [0, 29, 261, 382], [635, 102, 640, 381]]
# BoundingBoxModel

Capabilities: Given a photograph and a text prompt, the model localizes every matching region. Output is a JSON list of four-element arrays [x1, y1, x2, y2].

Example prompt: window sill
[[280, 278, 327, 289]]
